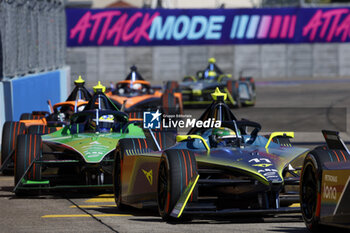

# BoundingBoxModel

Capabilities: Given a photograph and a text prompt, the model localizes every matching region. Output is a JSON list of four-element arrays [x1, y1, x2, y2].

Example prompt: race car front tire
[[157, 149, 198, 221], [1, 121, 26, 174], [15, 134, 42, 195], [161, 91, 179, 115], [165, 81, 180, 93]]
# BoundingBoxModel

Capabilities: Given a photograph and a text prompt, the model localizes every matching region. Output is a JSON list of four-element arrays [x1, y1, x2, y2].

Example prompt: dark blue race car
[[180, 57, 256, 108]]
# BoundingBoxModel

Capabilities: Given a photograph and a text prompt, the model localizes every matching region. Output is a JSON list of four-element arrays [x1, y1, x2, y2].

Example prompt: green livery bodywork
[[13, 89, 147, 194], [43, 124, 144, 163]]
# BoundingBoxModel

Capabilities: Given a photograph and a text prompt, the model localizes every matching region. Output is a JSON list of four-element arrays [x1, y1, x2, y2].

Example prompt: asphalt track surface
[[2, 78, 350, 233]]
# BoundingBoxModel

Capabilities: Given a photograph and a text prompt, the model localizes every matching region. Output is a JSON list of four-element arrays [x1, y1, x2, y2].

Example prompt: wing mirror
[[176, 135, 210, 152]]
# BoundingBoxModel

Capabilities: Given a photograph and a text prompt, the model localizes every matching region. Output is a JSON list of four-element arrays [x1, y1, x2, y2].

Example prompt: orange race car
[[0, 76, 91, 174], [106, 66, 183, 117]]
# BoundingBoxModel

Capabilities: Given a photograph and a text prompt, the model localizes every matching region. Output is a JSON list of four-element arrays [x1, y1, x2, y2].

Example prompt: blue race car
[[113, 88, 308, 221]]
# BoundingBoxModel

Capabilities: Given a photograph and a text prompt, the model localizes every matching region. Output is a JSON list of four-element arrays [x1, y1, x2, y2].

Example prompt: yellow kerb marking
[[69, 204, 116, 208], [85, 198, 115, 203], [97, 194, 114, 197]]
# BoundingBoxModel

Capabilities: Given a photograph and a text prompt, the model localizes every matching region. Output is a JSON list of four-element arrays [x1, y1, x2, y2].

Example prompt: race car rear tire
[[1, 121, 26, 174], [27, 125, 58, 135], [157, 149, 198, 221], [20, 113, 33, 120], [161, 91, 179, 115], [300, 152, 323, 232], [239, 77, 256, 91], [165, 81, 180, 93], [226, 80, 241, 108], [15, 134, 42, 195]]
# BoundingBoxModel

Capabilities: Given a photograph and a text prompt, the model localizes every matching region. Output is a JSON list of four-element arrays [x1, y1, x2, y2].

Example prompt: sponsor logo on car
[[142, 169, 153, 185], [325, 174, 338, 183], [323, 184, 337, 200]]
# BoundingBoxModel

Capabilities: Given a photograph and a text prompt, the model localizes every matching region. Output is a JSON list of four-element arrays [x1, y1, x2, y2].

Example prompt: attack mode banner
[[66, 8, 350, 46]]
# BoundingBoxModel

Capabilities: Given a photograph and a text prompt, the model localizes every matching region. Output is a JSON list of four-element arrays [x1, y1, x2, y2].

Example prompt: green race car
[[13, 82, 145, 195]]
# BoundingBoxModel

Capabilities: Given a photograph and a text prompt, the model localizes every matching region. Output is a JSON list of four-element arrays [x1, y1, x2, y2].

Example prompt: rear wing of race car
[[322, 130, 350, 154]]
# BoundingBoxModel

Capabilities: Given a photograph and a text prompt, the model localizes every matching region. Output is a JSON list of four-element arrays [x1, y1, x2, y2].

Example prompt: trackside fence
[[0, 0, 65, 79]]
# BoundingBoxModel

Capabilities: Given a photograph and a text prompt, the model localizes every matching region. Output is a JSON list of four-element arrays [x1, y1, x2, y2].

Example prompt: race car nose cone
[[192, 89, 202, 96]]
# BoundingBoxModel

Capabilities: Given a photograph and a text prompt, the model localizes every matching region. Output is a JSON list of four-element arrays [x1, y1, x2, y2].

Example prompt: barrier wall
[[66, 43, 350, 86], [0, 67, 69, 144], [0, 82, 5, 145]]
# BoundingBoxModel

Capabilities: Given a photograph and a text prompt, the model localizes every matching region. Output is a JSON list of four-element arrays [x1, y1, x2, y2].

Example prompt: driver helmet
[[212, 127, 236, 144], [131, 83, 142, 91], [92, 114, 114, 133], [207, 71, 217, 80]]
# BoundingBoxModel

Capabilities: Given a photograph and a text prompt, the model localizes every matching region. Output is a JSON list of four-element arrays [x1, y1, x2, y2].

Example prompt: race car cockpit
[[187, 88, 261, 149], [46, 76, 91, 124], [113, 66, 152, 97], [198, 57, 224, 80], [68, 82, 128, 134]]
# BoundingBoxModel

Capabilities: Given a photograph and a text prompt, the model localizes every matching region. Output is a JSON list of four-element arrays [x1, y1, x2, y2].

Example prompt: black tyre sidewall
[[300, 152, 322, 232], [27, 125, 57, 135], [15, 134, 42, 187], [161, 91, 177, 115], [1, 122, 25, 171], [157, 149, 198, 221], [165, 81, 179, 93], [20, 113, 33, 120]]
